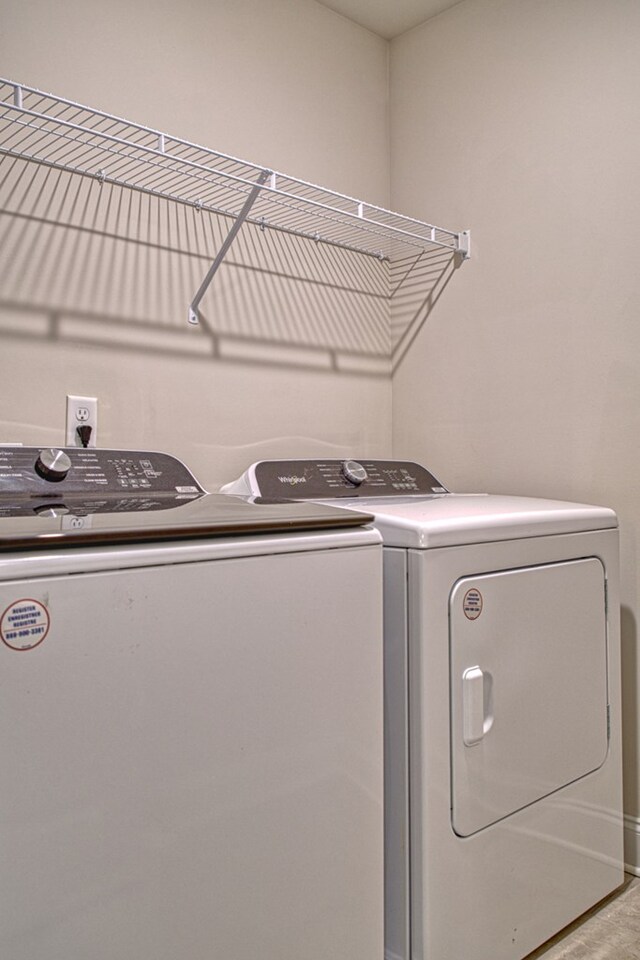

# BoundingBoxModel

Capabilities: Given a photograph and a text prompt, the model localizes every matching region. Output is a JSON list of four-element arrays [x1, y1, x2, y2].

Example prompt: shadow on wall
[[390, 246, 460, 371], [0, 158, 461, 377]]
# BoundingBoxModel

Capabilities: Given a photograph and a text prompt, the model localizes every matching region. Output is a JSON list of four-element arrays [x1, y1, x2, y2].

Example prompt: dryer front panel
[[449, 558, 608, 837]]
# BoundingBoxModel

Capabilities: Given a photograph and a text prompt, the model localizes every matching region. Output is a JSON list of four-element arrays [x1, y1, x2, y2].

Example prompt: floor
[[524, 875, 640, 959]]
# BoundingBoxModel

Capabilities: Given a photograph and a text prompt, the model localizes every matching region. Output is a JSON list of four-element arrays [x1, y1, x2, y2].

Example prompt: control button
[[341, 459, 368, 486], [34, 449, 72, 483]]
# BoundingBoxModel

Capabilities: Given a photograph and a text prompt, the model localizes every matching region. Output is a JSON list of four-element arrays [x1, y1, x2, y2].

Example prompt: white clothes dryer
[[224, 458, 624, 960], [0, 447, 384, 960]]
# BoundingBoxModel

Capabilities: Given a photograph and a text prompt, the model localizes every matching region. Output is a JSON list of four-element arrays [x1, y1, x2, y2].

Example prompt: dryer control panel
[[244, 460, 448, 499]]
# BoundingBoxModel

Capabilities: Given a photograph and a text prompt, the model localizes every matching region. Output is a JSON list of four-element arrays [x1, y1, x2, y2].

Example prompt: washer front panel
[[0, 540, 383, 960]]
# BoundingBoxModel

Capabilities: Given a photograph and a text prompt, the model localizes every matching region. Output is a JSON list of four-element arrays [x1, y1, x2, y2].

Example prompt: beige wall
[[390, 0, 640, 851], [0, 0, 391, 490]]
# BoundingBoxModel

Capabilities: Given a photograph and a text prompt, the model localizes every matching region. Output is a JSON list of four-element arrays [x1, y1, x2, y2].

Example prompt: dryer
[[224, 458, 624, 960], [0, 446, 383, 960]]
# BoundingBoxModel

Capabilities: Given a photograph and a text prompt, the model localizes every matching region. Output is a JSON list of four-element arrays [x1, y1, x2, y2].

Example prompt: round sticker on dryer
[[1, 599, 50, 650], [463, 588, 483, 620]]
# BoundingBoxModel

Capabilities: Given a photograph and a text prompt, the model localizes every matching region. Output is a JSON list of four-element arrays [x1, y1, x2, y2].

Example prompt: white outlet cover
[[66, 395, 98, 447]]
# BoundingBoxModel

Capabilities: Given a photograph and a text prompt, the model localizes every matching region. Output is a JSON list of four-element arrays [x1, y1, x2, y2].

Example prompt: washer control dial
[[35, 448, 72, 483], [341, 459, 368, 486]]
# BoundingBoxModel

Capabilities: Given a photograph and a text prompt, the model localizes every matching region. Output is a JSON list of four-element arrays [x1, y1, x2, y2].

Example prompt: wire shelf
[[0, 78, 469, 323], [0, 79, 469, 256]]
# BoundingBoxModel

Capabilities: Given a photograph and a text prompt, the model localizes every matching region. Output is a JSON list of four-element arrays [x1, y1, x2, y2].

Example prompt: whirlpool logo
[[278, 476, 307, 485]]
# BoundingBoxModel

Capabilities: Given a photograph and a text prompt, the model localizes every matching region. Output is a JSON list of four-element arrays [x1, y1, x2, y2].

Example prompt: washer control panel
[[0, 446, 204, 505], [251, 460, 448, 499]]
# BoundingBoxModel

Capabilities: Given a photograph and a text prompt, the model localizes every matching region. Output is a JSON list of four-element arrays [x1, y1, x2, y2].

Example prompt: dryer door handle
[[462, 665, 487, 746]]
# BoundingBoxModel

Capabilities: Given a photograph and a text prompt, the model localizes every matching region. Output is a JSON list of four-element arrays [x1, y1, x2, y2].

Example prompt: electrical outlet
[[66, 395, 98, 447]]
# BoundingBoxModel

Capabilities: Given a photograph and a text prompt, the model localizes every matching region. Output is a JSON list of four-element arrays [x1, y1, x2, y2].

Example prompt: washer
[[0, 446, 383, 960], [224, 458, 624, 960]]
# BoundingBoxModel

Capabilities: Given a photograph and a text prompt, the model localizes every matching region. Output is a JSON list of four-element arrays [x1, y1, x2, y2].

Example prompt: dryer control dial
[[341, 459, 368, 486], [34, 448, 72, 483]]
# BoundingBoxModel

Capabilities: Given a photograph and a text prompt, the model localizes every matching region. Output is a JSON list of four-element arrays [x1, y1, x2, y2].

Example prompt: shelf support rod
[[13, 84, 22, 108], [188, 168, 271, 325]]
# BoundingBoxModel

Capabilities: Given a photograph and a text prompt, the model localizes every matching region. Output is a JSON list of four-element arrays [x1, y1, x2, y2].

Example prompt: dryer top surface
[[222, 460, 617, 550], [330, 493, 617, 549]]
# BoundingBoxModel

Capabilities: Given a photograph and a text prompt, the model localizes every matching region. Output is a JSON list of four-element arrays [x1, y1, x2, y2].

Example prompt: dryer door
[[450, 558, 609, 837]]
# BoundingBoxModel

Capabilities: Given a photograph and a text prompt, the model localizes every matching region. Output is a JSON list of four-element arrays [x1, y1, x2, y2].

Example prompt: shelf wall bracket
[[457, 230, 471, 260], [188, 167, 271, 325]]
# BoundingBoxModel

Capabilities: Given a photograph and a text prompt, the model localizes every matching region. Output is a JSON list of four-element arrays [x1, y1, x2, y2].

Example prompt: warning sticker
[[463, 588, 483, 621], [1, 599, 50, 651]]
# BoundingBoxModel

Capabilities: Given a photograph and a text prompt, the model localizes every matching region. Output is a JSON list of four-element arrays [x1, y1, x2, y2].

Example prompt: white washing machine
[[224, 458, 624, 960], [0, 446, 383, 960]]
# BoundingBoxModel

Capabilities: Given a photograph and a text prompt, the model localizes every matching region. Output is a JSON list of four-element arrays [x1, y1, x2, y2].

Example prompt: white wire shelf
[[0, 78, 470, 324]]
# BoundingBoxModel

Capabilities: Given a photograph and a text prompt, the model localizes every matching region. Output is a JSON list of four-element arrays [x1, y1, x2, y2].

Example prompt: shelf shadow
[[0, 158, 391, 377], [390, 247, 463, 374], [1, 157, 464, 379]]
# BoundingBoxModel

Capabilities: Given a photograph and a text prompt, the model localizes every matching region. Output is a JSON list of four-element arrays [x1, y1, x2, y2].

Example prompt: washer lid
[[335, 494, 617, 549], [0, 495, 376, 551], [0, 447, 375, 549]]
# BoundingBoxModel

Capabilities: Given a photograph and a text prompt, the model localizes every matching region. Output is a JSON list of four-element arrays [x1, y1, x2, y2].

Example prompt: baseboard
[[624, 814, 640, 876]]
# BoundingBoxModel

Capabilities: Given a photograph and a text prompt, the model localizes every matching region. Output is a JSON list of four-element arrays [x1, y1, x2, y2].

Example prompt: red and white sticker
[[463, 588, 483, 620], [1, 599, 50, 650]]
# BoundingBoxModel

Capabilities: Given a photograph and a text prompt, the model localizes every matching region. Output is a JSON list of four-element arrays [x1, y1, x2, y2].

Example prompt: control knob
[[341, 459, 368, 486], [35, 448, 72, 483], [33, 503, 70, 518]]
